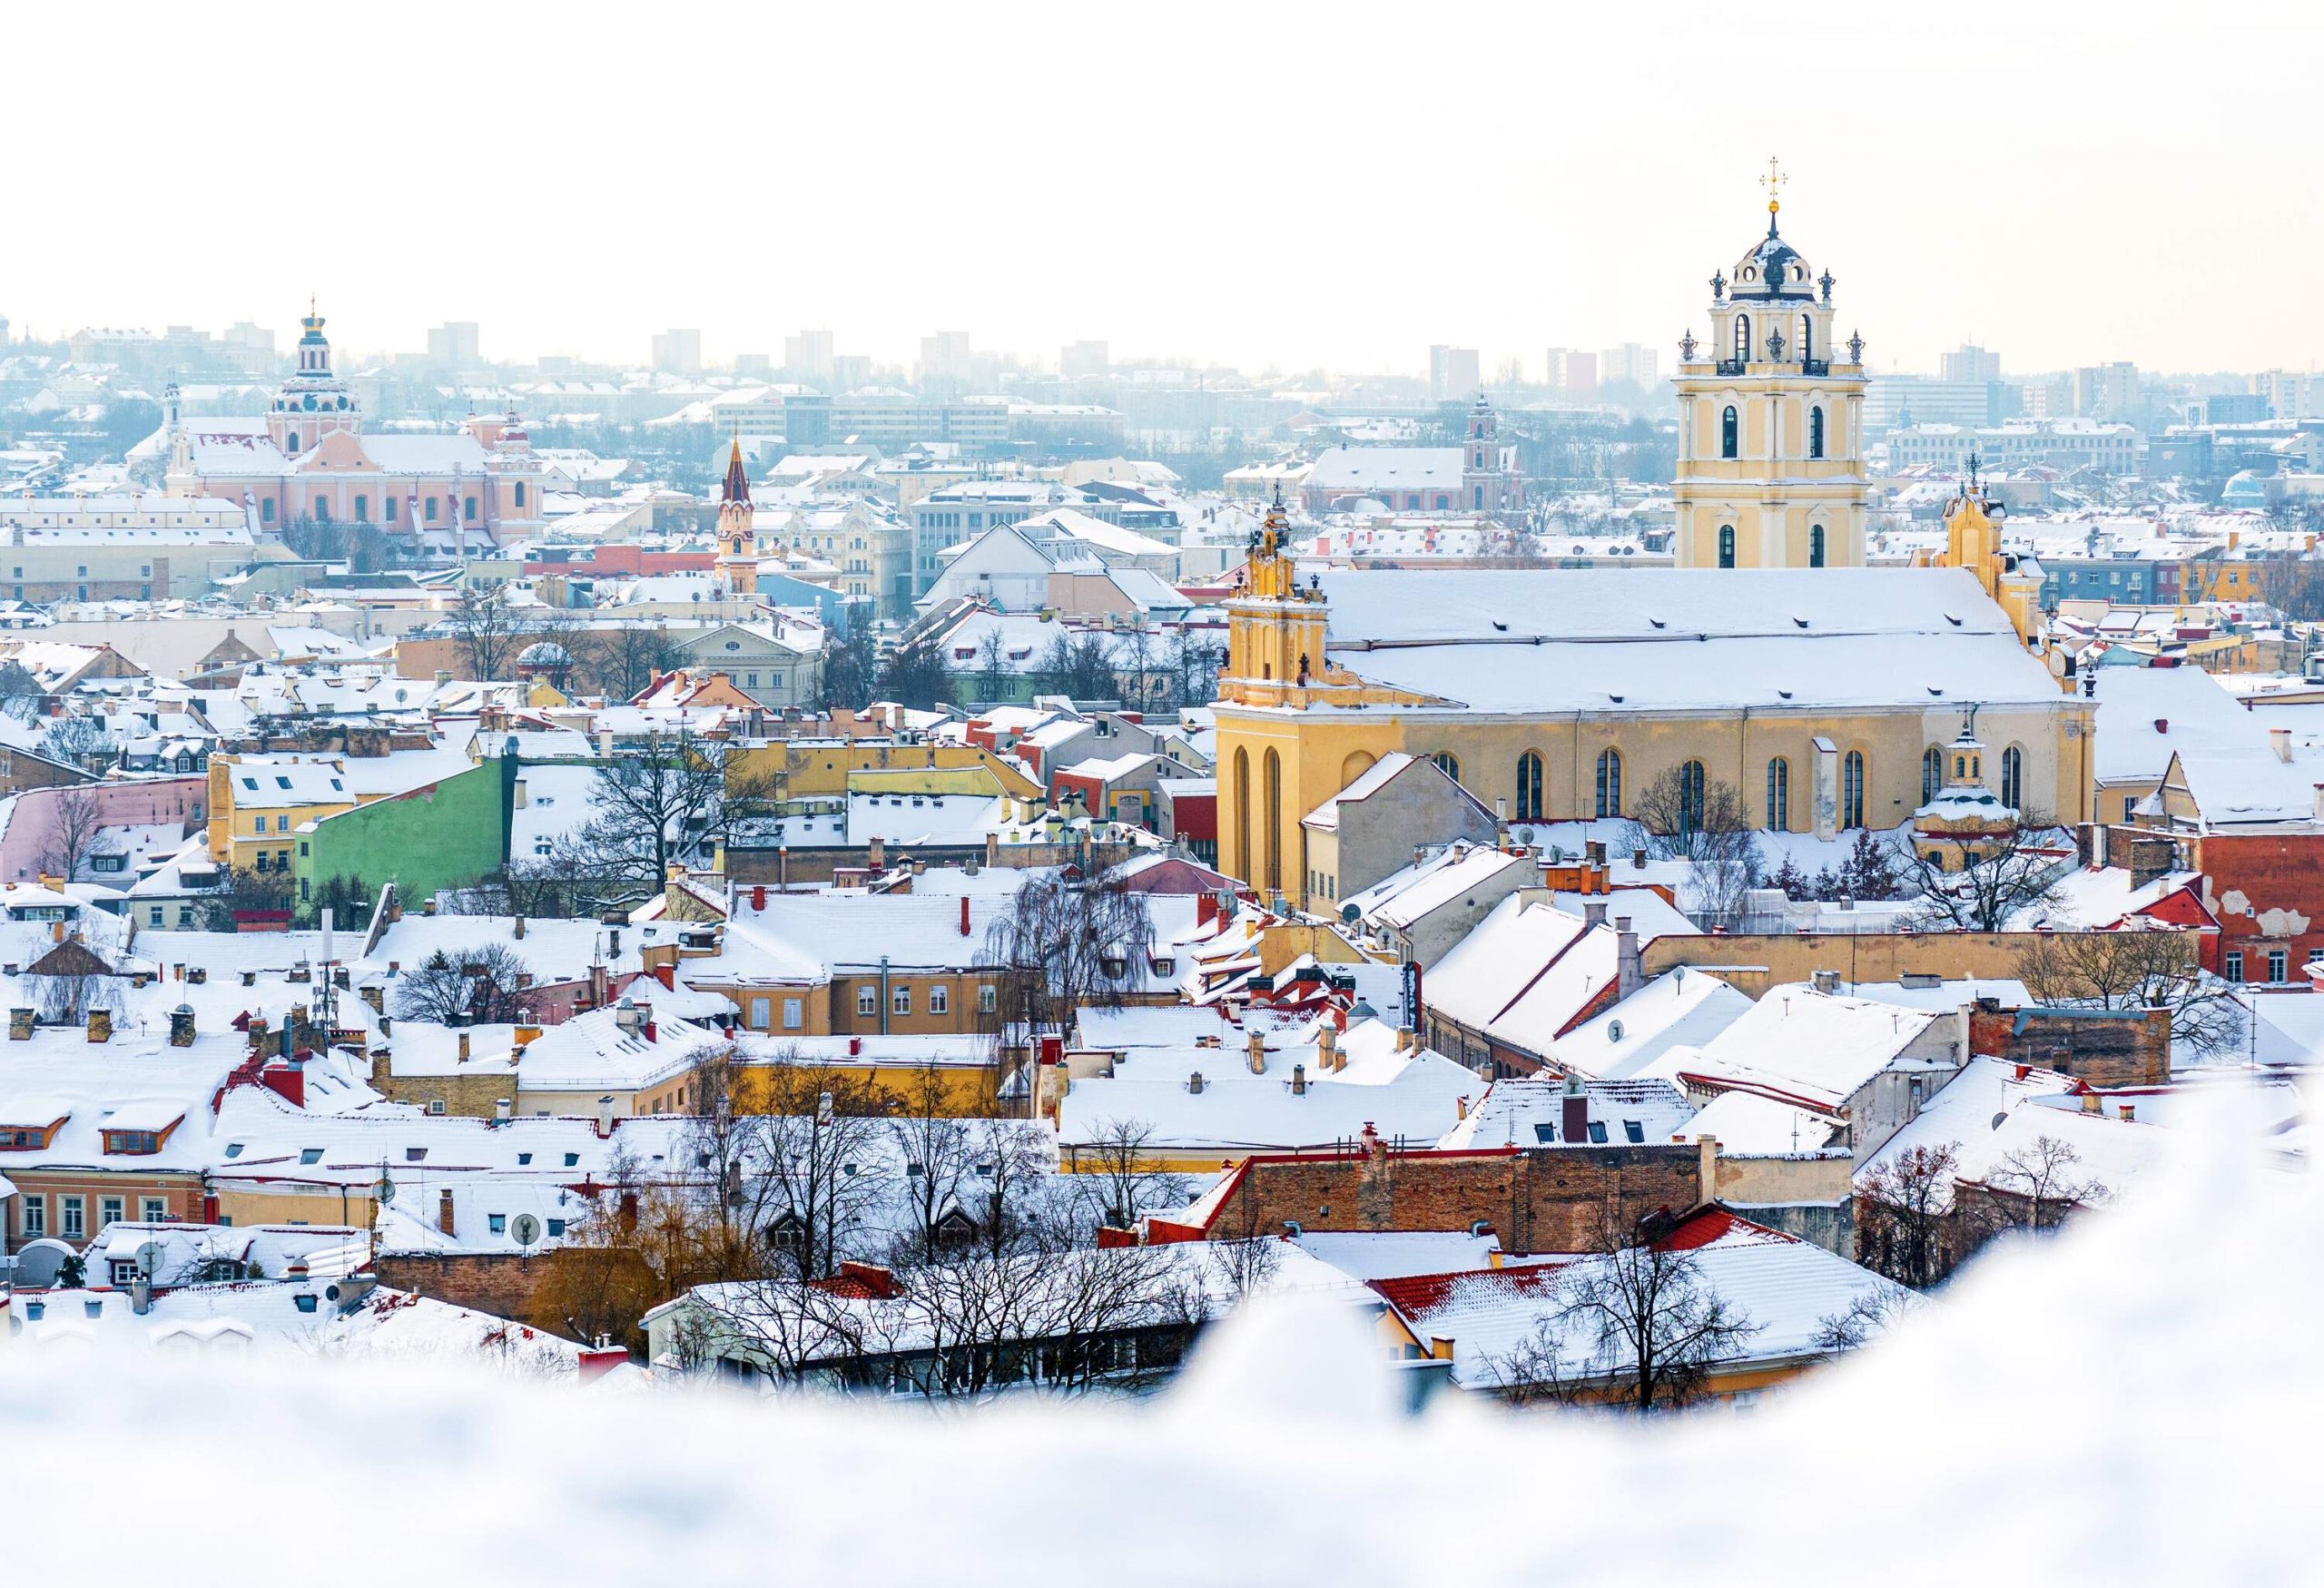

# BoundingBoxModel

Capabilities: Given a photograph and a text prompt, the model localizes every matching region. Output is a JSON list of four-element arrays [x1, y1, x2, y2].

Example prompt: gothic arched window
[[1233, 747, 1252, 883], [1718, 525, 1736, 568], [1733, 314, 1751, 363], [1922, 745, 1944, 804], [1516, 751, 1544, 822], [1677, 760, 1708, 833], [1262, 748, 1283, 894], [1767, 757, 1789, 831], [1809, 406, 1826, 459], [1843, 750, 1867, 830], [1720, 406, 1738, 459], [2001, 745, 2024, 811], [1595, 749, 1623, 819], [1809, 524, 1826, 567]]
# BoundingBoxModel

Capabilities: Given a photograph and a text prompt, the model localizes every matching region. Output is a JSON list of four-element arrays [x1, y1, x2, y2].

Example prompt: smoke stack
[[1615, 917, 1641, 1000], [168, 1004, 196, 1047], [1246, 1030, 1266, 1074], [960, 894, 971, 937], [438, 1189, 457, 1236], [1291, 1062, 1306, 1096]]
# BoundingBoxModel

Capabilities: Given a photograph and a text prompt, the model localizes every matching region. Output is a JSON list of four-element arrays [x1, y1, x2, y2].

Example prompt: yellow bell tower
[[1672, 161, 1869, 569], [1938, 455, 2042, 644]]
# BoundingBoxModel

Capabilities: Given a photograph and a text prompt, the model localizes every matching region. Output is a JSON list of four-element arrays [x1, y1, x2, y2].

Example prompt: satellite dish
[[374, 1178, 397, 1206], [509, 1214, 543, 1248], [1340, 902, 1360, 923], [133, 1241, 163, 1279]]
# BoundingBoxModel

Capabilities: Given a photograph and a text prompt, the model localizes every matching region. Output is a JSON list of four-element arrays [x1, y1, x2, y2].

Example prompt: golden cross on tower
[[1761, 156, 1787, 215]]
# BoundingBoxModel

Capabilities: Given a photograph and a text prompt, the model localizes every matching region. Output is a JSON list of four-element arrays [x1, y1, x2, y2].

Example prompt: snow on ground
[[0, 1127, 2312, 1583]]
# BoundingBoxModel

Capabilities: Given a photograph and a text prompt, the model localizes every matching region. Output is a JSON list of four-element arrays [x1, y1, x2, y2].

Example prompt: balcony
[[1716, 359, 1747, 377], [1800, 358, 1831, 376]]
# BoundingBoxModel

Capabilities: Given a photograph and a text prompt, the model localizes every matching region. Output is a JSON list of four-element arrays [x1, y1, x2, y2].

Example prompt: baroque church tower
[[265, 300, 360, 458], [1672, 164, 1868, 568]]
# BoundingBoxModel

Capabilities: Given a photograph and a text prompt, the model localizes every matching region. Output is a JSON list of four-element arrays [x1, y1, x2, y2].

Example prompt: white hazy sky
[[6, 2, 2319, 378]]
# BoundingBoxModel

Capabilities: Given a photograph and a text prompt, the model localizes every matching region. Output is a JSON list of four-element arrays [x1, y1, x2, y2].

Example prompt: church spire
[[720, 431, 751, 509]]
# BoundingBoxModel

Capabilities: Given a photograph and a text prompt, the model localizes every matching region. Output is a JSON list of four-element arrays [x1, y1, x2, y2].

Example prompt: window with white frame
[[892, 985, 912, 1016], [783, 997, 803, 1030], [20, 1194, 43, 1237], [857, 986, 878, 1016], [930, 985, 949, 1016], [142, 1197, 166, 1223], [100, 1196, 123, 1229], [62, 1196, 86, 1238]]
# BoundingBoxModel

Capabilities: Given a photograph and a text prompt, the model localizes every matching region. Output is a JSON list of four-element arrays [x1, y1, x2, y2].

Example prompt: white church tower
[[1672, 163, 1868, 569]]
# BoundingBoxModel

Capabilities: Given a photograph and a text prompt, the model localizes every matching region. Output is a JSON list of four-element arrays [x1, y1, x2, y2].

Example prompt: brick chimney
[[438, 1188, 457, 1236], [1615, 917, 1642, 1000], [86, 1009, 112, 1043], [1318, 1022, 1339, 1071], [168, 1004, 196, 1047], [1290, 1062, 1306, 1096], [1697, 1135, 1719, 1202], [2127, 836, 2173, 893], [1561, 1072, 1589, 1144], [959, 894, 971, 937], [1246, 1030, 1266, 1074], [7, 1008, 31, 1041]]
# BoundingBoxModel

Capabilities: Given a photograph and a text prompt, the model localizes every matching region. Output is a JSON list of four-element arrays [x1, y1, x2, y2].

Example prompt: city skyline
[[6, 5, 2320, 376]]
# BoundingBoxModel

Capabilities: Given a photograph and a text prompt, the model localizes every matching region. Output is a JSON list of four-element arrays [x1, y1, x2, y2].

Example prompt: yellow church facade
[[1213, 497, 2093, 911]]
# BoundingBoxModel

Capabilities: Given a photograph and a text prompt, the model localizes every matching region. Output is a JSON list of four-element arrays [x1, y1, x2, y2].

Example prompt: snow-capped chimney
[[1561, 1071, 1589, 1145], [1615, 917, 1641, 1000], [1246, 1030, 1266, 1074]]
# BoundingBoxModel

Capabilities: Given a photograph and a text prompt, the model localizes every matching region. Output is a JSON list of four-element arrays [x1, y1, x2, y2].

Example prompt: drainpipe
[[880, 953, 891, 1036]]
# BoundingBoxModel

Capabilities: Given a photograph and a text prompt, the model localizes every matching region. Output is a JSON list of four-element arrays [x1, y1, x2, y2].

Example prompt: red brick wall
[[1967, 1007, 2171, 1089], [2193, 832, 2324, 982], [374, 1252, 548, 1322], [1207, 1145, 1706, 1255]]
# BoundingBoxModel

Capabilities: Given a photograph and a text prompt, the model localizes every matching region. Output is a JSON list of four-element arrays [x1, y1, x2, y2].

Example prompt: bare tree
[[445, 586, 523, 680], [886, 1065, 980, 1264], [595, 624, 685, 701], [1854, 1142, 1961, 1288], [964, 1117, 1067, 1259], [576, 728, 735, 883], [1074, 1118, 1189, 1231], [2016, 927, 2245, 1060], [0, 659, 41, 720], [1486, 1200, 1762, 1415], [390, 942, 538, 1025], [39, 713, 118, 774], [1982, 1134, 2105, 1234], [1899, 811, 2070, 932], [1623, 769, 1762, 925], [1813, 1287, 1918, 1353], [982, 867, 1157, 1038], [743, 1057, 897, 1282], [38, 783, 106, 881]]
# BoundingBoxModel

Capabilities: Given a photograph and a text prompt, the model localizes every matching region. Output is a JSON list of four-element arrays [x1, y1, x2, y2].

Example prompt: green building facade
[[291, 755, 514, 922]]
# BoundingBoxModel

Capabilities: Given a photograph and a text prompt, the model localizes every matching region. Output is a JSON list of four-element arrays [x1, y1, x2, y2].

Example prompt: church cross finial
[[1761, 156, 1787, 224]]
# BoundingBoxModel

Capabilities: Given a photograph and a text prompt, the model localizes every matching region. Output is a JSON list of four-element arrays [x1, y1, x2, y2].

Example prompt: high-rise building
[[1428, 344, 1481, 402], [652, 329, 704, 377], [785, 328, 834, 382], [1547, 348, 1599, 397], [428, 322, 481, 366], [1061, 340, 1110, 378], [2251, 370, 2324, 419], [1672, 182, 1866, 569], [2073, 362, 2141, 422], [1600, 343, 1659, 389], [1941, 343, 2002, 384]]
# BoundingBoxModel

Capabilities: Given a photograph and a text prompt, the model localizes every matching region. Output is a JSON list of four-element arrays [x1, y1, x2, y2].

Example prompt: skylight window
[[298, 1147, 322, 1164], [405, 1147, 428, 1162], [276, 776, 292, 789]]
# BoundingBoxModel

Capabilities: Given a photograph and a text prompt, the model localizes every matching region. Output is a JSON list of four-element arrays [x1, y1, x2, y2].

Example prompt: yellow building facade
[[1212, 501, 2094, 908], [1673, 176, 1868, 570]]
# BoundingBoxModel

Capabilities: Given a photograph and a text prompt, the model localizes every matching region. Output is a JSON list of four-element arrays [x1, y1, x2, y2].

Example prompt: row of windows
[[1433, 747, 1893, 831], [1731, 312, 1821, 365], [2224, 948, 2320, 984], [261, 493, 488, 527], [1718, 402, 1831, 460], [15, 1193, 168, 1239], [1714, 522, 1827, 567], [1921, 744, 2026, 809]]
